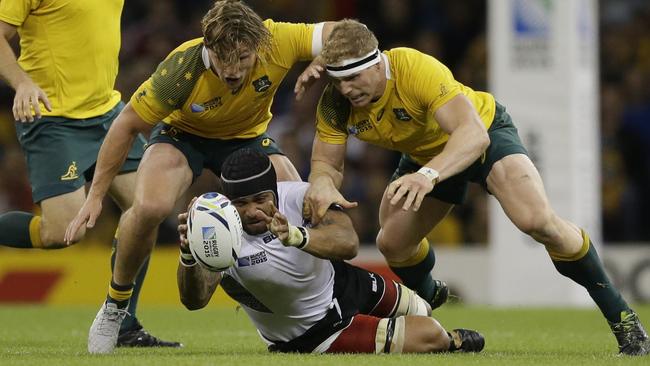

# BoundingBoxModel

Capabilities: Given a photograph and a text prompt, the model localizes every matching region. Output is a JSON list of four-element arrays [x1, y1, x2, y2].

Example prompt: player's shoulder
[[149, 38, 207, 108], [158, 38, 206, 75], [386, 47, 434, 70], [317, 83, 351, 133], [278, 181, 309, 222], [278, 181, 309, 201]]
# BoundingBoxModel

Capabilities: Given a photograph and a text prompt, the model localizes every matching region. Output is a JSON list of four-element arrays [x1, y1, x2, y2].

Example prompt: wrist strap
[[417, 166, 440, 185], [180, 249, 196, 266], [286, 225, 310, 249], [296, 226, 310, 249]]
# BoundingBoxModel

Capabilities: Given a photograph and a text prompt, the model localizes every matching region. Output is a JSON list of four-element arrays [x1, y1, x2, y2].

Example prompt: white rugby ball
[[187, 192, 243, 272]]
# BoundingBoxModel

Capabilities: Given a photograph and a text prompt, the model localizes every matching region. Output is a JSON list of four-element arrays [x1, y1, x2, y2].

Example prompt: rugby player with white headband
[[295, 19, 650, 355]]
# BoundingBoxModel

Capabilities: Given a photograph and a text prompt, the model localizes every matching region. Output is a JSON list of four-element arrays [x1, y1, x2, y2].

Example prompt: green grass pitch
[[0, 304, 648, 365]]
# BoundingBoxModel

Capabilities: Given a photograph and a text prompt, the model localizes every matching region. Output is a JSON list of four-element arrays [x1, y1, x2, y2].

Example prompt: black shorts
[[147, 122, 284, 179], [267, 261, 387, 353], [391, 101, 529, 205]]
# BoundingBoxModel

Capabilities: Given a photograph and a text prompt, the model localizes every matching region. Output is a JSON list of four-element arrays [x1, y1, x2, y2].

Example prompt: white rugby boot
[[88, 301, 128, 354]]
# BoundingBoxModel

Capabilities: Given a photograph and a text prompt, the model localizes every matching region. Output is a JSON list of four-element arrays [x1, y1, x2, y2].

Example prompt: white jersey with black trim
[[222, 181, 335, 343]]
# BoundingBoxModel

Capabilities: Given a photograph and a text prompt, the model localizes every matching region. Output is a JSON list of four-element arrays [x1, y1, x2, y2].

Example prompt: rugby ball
[[187, 192, 243, 271]]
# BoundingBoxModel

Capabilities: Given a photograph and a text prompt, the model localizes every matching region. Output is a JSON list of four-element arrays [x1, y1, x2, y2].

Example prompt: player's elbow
[[181, 295, 209, 311], [338, 234, 359, 260]]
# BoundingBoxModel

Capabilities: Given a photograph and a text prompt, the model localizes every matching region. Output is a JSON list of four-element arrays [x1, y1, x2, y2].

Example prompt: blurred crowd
[[0, 0, 648, 246]]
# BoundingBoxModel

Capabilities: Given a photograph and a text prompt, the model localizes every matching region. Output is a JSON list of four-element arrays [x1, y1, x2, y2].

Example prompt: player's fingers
[[411, 190, 426, 212], [390, 185, 409, 206], [64, 219, 81, 245], [386, 180, 402, 199], [178, 211, 188, 223], [274, 211, 288, 225], [16, 98, 28, 122], [22, 96, 34, 122], [178, 223, 187, 235], [402, 188, 418, 211], [86, 212, 97, 229], [40, 91, 52, 112], [11, 101, 19, 121], [339, 199, 358, 209], [187, 197, 198, 211], [32, 94, 42, 119]]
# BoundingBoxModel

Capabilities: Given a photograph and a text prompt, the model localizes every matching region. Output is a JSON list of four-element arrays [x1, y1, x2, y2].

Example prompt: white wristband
[[417, 167, 440, 185], [284, 225, 310, 249]]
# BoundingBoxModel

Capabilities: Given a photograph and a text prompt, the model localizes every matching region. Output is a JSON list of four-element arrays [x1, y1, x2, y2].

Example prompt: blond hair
[[321, 19, 379, 65], [201, 0, 271, 65]]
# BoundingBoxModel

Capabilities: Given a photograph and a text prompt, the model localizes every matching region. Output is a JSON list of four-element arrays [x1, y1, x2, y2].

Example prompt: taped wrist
[[179, 246, 196, 266], [284, 225, 310, 249]]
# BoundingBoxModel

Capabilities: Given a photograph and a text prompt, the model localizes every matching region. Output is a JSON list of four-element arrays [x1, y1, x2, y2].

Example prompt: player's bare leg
[[107, 171, 182, 348], [377, 194, 452, 309], [89, 144, 193, 354], [488, 153, 649, 355], [326, 314, 484, 354]]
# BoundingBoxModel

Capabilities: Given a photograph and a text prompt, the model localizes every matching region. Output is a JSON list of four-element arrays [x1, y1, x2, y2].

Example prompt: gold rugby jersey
[[131, 19, 317, 139], [316, 47, 496, 165], [0, 0, 123, 118]]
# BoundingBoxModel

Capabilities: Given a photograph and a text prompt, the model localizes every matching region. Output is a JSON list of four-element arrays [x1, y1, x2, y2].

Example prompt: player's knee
[[403, 317, 450, 353], [514, 210, 556, 243], [41, 223, 85, 249], [131, 198, 175, 228], [376, 229, 402, 260]]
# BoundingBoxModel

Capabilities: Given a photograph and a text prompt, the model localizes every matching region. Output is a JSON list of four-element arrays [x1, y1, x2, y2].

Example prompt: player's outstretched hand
[[266, 202, 291, 243], [386, 172, 435, 211], [64, 196, 103, 245], [294, 57, 325, 101], [13, 79, 51, 123], [303, 177, 357, 225]]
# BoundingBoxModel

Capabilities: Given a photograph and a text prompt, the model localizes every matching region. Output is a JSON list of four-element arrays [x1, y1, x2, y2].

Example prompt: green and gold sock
[[0, 212, 43, 248], [107, 279, 133, 309], [110, 230, 151, 331], [388, 238, 437, 301], [551, 230, 630, 323]]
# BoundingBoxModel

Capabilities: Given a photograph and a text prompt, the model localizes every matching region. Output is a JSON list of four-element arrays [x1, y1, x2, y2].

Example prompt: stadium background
[[0, 0, 648, 306]]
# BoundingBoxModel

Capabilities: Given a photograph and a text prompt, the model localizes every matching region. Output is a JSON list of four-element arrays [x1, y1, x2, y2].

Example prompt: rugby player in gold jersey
[[299, 19, 649, 356], [65, 0, 339, 354], [0, 0, 179, 348]]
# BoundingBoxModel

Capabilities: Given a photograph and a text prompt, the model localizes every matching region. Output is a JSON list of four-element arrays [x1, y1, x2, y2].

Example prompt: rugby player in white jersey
[[176, 148, 485, 354]]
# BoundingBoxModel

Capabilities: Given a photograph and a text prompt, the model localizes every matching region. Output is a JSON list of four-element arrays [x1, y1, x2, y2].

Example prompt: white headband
[[326, 49, 381, 78]]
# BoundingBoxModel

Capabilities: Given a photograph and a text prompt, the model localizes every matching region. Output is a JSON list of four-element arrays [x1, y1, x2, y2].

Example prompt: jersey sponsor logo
[[160, 126, 180, 141], [252, 75, 272, 92], [263, 233, 278, 243], [347, 119, 373, 135], [261, 138, 272, 147], [392, 108, 412, 121], [60, 161, 79, 181], [135, 89, 147, 103], [237, 251, 268, 267], [191, 97, 223, 113], [439, 84, 449, 98], [190, 103, 205, 113]]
